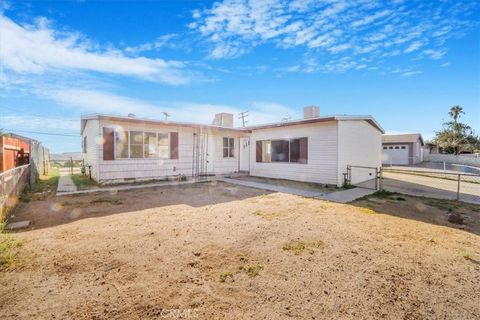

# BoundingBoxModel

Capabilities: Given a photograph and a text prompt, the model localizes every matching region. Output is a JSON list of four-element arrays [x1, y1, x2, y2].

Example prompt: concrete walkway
[[219, 178, 376, 203], [318, 188, 376, 203], [56, 175, 77, 193], [56, 177, 216, 197]]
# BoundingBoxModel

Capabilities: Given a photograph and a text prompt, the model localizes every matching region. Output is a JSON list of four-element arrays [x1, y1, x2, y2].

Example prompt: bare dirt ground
[[1, 182, 480, 319]]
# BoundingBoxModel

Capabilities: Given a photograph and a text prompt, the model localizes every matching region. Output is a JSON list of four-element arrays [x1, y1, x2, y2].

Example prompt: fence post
[[456, 174, 461, 201]]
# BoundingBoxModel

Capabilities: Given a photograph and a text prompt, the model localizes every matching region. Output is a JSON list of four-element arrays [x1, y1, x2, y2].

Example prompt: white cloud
[[1, 115, 78, 131], [328, 43, 351, 54], [351, 9, 392, 28], [0, 15, 191, 84], [124, 34, 178, 54], [191, 0, 474, 73], [422, 49, 446, 60], [404, 40, 424, 53], [401, 70, 422, 77], [44, 88, 297, 126]]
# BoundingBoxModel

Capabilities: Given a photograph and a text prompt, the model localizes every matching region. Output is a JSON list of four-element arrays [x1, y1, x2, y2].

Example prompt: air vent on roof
[[127, 113, 137, 118], [304, 106, 320, 119]]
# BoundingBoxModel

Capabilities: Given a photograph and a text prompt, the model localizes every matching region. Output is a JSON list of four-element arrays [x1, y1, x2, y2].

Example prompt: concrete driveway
[[382, 172, 480, 205]]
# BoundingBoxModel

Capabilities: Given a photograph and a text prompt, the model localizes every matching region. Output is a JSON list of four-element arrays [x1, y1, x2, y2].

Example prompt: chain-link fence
[[1, 164, 30, 219], [381, 167, 480, 204]]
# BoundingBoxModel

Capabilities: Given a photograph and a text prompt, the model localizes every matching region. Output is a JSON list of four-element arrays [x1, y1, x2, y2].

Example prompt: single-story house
[[81, 106, 384, 187], [382, 133, 424, 165]]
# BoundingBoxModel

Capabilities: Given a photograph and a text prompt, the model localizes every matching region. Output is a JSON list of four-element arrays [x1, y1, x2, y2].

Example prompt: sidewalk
[[57, 175, 77, 193]]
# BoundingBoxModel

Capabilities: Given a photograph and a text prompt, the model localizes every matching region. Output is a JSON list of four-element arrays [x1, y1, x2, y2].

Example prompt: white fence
[[0, 164, 30, 219], [424, 152, 480, 167]]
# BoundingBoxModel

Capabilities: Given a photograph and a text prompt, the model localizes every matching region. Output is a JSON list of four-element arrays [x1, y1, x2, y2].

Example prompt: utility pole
[[238, 111, 249, 127], [161, 112, 171, 121]]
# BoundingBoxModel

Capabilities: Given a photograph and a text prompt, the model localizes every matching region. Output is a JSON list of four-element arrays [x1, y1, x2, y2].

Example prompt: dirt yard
[[1, 182, 480, 319]]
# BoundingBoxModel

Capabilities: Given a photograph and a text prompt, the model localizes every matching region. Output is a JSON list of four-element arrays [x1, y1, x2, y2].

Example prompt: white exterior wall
[[82, 119, 100, 180], [413, 141, 423, 164], [85, 120, 242, 182], [249, 122, 338, 185], [337, 120, 382, 186], [97, 119, 194, 182], [207, 130, 243, 175]]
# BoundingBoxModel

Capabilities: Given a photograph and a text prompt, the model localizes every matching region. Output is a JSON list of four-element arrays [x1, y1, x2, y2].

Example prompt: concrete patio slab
[[317, 188, 376, 203], [219, 178, 326, 198], [6, 220, 30, 230]]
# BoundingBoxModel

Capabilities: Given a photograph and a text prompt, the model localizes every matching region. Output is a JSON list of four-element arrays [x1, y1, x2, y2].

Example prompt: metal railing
[[346, 165, 381, 190], [0, 164, 30, 218]]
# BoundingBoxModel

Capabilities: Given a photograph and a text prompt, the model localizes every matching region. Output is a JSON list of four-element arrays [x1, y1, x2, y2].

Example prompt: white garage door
[[382, 145, 409, 165]]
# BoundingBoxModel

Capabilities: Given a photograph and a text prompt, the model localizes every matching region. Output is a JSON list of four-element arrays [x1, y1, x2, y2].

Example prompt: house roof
[[80, 114, 250, 135], [245, 115, 385, 133], [81, 113, 384, 135], [382, 133, 424, 146]]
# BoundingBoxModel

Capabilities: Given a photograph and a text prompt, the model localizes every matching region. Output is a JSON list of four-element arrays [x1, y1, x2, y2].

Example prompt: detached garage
[[382, 133, 424, 165]]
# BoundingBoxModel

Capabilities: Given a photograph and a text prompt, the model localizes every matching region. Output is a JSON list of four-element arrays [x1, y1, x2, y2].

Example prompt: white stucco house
[[382, 133, 424, 165], [81, 106, 384, 187]]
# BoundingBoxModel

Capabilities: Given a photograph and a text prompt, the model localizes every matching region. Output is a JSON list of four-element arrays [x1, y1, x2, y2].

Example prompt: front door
[[239, 137, 250, 172]]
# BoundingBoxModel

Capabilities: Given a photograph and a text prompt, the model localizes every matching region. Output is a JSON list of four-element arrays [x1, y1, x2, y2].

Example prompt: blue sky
[[0, 0, 479, 153]]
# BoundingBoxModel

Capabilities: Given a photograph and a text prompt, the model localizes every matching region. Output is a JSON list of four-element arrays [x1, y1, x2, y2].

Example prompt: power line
[[0, 105, 78, 121], [2, 129, 79, 137]]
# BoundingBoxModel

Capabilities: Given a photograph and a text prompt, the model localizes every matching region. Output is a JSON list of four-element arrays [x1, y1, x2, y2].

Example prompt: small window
[[130, 131, 143, 158], [383, 146, 387, 150], [223, 137, 234, 158], [395, 146, 399, 149], [389, 147, 393, 149], [401, 146, 406, 150]]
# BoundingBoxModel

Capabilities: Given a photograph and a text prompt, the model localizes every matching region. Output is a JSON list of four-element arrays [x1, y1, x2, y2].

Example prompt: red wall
[[0, 136, 30, 172]]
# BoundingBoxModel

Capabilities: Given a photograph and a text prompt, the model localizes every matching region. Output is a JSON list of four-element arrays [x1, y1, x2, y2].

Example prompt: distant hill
[[50, 152, 83, 161]]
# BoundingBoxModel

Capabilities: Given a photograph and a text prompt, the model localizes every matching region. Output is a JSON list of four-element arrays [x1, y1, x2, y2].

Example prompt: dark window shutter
[[256, 141, 262, 162], [299, 137, 308, 164], [170, 132, 179, 159], [103, 128, 115, 161]]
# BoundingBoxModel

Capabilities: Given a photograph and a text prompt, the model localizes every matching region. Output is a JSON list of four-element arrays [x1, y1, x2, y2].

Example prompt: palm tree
[[447, 106, 465, 154], [448, 105, 464, 124]]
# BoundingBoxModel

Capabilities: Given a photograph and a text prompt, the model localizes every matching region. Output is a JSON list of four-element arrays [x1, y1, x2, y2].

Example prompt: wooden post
[[457, 174, 461, 201]]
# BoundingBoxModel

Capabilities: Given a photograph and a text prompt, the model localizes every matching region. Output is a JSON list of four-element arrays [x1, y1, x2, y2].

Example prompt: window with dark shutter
[[103, 128, 115, 161], [170, 132, 179, 159], [256, 141, 263, 162]]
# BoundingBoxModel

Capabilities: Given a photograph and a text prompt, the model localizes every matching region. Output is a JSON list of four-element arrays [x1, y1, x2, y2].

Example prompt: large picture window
[[104, 128, 178, 161], [223, 137, 235, 158], [257, 137, 307, 164]]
